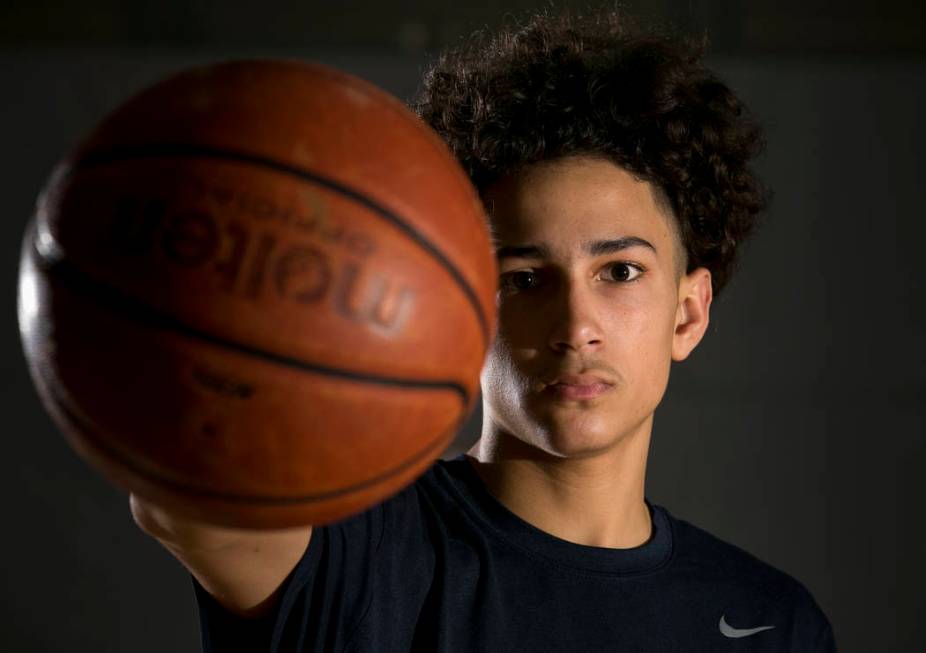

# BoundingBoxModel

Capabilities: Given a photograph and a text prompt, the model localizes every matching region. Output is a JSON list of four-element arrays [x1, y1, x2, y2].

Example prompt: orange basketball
[[17, 60, 496, 528]]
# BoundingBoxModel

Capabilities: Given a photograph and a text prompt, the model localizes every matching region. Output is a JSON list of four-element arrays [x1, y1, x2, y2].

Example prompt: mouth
[[542, 379, 614, 401]]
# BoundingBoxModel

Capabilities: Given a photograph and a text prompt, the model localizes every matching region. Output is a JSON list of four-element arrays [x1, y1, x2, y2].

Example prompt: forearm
[[130, 494, 311, 617]]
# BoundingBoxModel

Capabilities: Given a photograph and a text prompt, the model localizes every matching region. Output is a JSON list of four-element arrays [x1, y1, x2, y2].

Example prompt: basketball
[[17, 60, 496, 529]]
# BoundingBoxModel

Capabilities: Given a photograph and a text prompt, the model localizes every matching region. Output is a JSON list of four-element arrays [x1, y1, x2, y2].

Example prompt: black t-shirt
[[195, 456, 836, 652]]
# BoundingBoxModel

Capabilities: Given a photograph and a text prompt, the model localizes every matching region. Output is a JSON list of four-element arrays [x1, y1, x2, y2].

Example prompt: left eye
[[603, 263, 643, 282]]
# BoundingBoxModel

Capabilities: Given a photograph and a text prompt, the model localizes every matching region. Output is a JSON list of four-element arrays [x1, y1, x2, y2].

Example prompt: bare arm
[[129, 494, 312, 618]]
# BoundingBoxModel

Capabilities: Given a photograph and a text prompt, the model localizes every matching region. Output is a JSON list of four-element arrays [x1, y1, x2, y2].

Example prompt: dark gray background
[[2, 1, 924, 651]]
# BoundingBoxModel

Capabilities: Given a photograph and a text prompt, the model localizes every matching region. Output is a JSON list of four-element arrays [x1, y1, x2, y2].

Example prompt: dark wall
[[3, 0, 925, 55], [2, 13, 924, 653]]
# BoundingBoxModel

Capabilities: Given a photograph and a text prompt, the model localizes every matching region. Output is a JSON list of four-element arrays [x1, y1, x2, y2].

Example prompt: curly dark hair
[[413, 8, 768, 296]]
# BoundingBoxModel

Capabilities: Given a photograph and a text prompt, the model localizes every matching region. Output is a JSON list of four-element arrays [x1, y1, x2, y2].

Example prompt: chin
[[531, 416, 622, 459], [528, 397, 656, 459]]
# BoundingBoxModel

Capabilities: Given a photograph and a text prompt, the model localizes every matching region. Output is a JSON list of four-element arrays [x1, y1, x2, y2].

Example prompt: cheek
[[486, 300, 548, 385], [496, 299, 537, 346], [480, 333, 531, 401], [605, 300, 676, 377], [620, 309, 677, 404]]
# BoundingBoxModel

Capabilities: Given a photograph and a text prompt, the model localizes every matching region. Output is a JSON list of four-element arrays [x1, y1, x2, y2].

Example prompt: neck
[[468, 418, 653, 549]]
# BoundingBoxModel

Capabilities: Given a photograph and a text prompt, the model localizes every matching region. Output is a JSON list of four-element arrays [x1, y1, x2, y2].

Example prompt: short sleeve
[[815, 618, 837, 653], [194, 501, 386, 653], [786, 583, 837, 653], [194, 576, 277, 652]]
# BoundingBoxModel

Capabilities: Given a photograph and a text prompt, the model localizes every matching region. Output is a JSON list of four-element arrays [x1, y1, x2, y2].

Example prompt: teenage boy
[[132, 10, 836, 652]]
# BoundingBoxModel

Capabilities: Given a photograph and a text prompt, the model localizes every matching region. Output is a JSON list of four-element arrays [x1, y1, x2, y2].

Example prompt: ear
[[672, 267, 713, 362]]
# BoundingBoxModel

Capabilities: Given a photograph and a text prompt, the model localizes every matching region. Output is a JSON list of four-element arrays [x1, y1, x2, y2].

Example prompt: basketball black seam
[[39, 357, 461, 505], [33, 237, 470, 404], [72, 143, 490, 345]]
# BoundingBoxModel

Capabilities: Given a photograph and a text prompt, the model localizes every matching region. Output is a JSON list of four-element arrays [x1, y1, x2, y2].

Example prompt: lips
[[542, 372, 615, 401], [549, 373, 613, 387]]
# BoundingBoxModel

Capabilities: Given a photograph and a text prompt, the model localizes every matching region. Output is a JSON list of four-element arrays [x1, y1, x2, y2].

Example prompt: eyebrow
[[495, 237, 657, 261]]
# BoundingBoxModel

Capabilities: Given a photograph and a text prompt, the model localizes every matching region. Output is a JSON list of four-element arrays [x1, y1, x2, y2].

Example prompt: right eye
[[500, 270, 538, 292]]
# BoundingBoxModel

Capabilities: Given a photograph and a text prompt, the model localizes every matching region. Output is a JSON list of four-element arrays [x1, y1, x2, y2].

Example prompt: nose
[[547, 277, 604, 354]]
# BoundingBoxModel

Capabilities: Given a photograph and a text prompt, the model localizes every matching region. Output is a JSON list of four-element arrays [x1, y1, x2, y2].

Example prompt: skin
[[469, 155, 713, 549]]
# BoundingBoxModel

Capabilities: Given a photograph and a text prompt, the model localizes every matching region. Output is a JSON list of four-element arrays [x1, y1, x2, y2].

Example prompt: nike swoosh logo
[[719, 614, 776, 638]]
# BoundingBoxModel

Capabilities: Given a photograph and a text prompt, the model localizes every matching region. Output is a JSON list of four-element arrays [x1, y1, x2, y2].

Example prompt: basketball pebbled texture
[[17, 60, 497, 528]]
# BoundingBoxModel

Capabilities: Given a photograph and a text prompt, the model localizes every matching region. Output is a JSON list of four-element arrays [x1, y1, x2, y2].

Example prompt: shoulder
[[387, 455, 474, 518], [667, 508, 808, 595], [662, 506, 834, 647], [313, 456, 466, 551]]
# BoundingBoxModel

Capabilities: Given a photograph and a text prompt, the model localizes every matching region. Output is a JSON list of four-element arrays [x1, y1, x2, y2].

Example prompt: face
[[479, 156, 712, 458]]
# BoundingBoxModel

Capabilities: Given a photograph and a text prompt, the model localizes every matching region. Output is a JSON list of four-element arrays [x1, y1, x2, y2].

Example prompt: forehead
[[483, 156, 678, 257]]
